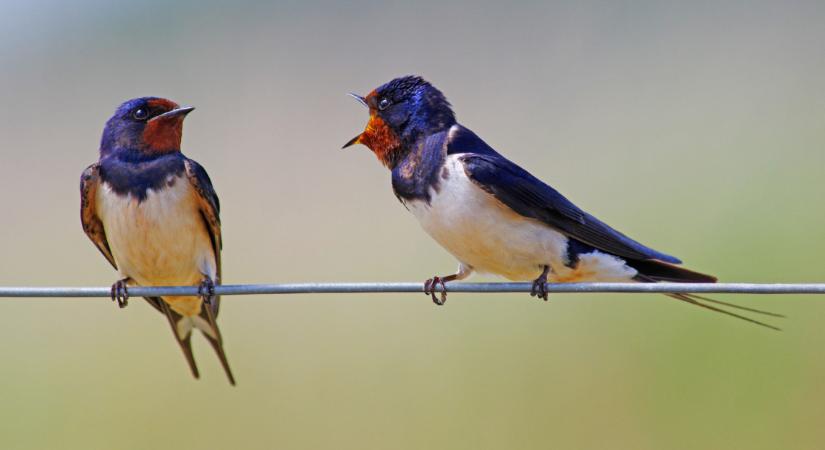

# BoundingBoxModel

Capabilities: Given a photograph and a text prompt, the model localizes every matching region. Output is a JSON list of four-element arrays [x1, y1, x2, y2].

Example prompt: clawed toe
[[110, 279, 129, 308], [198, 278, 216, 305], [424, 276, 448, 305], [530, 279, 549, 301], [530, 265, 551, 301]]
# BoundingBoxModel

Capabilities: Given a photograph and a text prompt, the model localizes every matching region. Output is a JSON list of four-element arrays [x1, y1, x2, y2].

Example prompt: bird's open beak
[[150, 106, 195, 122], [343, 93, 368, 149]]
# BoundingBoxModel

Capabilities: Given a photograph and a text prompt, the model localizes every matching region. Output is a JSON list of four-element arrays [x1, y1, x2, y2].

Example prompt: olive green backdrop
[[1, 1, 824, 448]]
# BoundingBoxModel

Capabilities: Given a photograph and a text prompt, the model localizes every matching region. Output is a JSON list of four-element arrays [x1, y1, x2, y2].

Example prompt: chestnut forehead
[[364, 90, 379, 108], [364, 87, 403, 109], [147, 98, 179, 111]]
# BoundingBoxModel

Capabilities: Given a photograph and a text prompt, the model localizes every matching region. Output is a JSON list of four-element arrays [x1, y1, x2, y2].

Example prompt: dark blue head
[[344, 76, 456, 167], [100, 97, 194, 158]]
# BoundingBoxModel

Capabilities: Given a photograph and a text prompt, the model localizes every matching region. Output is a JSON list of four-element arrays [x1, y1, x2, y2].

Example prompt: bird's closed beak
[[150, 106, 195, 122], [343, 92, 368, 149]]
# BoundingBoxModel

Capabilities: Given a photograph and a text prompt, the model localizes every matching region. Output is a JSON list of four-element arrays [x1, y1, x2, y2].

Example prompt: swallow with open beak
[[344, 76, 782, 330], [81, 97, 235, 383]]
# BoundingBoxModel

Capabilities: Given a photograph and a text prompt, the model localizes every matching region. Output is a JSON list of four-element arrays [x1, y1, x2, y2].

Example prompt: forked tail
[[628, 260, 784, 331], [144, 296, 236, 385]]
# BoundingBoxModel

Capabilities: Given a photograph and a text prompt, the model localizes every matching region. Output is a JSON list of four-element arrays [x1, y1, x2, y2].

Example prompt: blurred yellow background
[[1, 1, 824, 448]]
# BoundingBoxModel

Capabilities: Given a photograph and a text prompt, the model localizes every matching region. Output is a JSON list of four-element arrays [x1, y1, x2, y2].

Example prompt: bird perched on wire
[[344, 75, 781, 329], [80, 97, 235, 383]]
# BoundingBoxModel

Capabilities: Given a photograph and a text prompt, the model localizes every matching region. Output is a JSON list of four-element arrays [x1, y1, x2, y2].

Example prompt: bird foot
[[110, 278, 129, 308], [424, 276, 448, 305], [530, 266, 550, 301], [198, 278, 216, 305]]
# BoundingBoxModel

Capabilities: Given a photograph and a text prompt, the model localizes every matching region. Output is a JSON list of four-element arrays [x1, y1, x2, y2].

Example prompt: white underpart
[[405, 152, 638, 282], [97, 175, 217, 318]]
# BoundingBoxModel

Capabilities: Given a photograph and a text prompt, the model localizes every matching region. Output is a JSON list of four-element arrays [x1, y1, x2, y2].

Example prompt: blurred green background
[[1, 0, 824, 448]]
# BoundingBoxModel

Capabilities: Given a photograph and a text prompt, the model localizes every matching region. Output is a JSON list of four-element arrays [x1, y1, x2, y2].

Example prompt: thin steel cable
[[0, 282, 824, 298]]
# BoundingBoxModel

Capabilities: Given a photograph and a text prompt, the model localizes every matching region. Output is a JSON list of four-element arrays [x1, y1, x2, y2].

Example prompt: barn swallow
[[344, 76, 782, 329], [81, 97, 235, 383]]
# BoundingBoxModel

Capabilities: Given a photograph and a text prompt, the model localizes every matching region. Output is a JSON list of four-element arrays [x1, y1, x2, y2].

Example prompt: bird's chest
[[96, 176, 210, 285], [404, 155, 569, 280]]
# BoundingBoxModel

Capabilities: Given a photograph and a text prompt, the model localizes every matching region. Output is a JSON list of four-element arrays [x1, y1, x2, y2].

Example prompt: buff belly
[[406, 154, 638, 282], [96, 176, 216, 316]]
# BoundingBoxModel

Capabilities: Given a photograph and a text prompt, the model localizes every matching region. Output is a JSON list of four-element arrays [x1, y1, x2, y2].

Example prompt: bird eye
[[378, 98, 391, 111], [132, 108, 149, 120]]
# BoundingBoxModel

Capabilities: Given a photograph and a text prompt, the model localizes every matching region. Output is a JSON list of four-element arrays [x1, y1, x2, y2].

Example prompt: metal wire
[[0, 282, 824, 298]]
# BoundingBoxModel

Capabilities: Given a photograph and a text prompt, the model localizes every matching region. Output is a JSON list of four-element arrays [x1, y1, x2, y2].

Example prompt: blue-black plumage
[[81, 97, 235, 383], [345, 76, 781, 329]]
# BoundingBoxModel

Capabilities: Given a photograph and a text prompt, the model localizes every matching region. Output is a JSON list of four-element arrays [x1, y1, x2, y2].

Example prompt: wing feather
[[80, 163, 117, 269], [451, 127, 681, 263], [184, 159, 222, 315]]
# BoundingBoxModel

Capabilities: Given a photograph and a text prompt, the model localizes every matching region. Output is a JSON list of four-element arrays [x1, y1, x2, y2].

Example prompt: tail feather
[[198, 297, 236, 385], [681, 293, 785, 318], [631, 264, 783, 330], [144, 296, 235, 385], [666, 293, 781, 331], [628, 259, 718, 283], [145, 296, 201, 379]]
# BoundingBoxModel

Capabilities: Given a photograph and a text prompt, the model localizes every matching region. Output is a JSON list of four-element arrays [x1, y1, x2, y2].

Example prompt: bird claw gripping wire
[[530, 266, 551, 301], [110, 278, 129, 308], [198, 278, 216, 305], [424, 276, 448, 305]]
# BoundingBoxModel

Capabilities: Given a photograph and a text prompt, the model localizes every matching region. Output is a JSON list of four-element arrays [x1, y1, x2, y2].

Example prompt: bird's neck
[[378, 131, 438, 170], [101, 145, 180, 162], [370, 119, 454, 169], [390, 131, 449, 203], [378, 144, 408, 170], [98, 150, 186, 201]]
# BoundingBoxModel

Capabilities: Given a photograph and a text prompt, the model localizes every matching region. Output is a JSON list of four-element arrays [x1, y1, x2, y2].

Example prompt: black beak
[[342, 134, 362, 149], [150, 106, 195, 122], [348, 92, 368, 107], [343, 92, 368, 148]]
